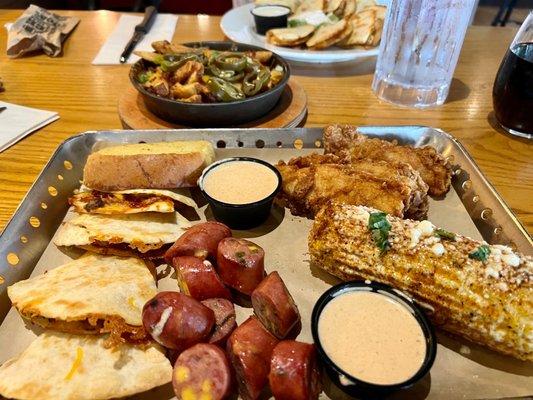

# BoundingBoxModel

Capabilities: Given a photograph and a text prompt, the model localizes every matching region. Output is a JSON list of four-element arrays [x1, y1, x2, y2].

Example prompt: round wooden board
[[118, 79, 307, 129]]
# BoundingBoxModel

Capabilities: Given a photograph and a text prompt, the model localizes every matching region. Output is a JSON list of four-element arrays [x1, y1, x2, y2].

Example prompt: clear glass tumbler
[[372, 0, 477, 108], [492, 12, 533, 140]]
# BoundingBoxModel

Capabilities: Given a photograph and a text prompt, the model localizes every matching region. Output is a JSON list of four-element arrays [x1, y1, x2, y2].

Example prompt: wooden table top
[[0, 10, 531, 234]]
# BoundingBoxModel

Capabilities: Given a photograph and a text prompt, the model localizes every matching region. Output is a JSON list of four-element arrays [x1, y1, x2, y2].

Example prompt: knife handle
[[135, 6, 157, 33]]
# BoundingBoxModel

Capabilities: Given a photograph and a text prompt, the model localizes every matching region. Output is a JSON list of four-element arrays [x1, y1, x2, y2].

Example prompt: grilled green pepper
[[160, 54, 199, 72], [204, 76, 245, 102], [138, 71, 153, 84], [215, 52, 247, 72], [242, 68, 270, 96], [207, 64, 244, 82]]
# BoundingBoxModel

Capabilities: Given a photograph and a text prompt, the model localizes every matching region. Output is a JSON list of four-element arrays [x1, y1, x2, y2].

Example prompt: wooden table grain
[[0, 10, 531, 234]]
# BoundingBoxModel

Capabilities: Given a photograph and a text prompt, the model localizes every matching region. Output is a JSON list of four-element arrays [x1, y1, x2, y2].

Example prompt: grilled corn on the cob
[[309, 203, 533, 360]]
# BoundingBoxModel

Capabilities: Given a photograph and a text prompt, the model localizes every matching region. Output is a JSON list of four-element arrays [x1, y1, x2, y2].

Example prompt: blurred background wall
[[0, 0, 530, 25]]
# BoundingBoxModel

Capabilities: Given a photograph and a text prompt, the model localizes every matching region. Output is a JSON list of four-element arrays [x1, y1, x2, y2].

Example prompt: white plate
[[220, 3, 384, 64]]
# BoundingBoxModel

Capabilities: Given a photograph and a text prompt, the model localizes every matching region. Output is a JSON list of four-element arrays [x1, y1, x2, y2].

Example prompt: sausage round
[[251, 271, 301, 339], [201, 298, 236, 347], [164, 221, 232, 264], [269, 341, 321, 400], [142, 291, 215, 350], [226, 316, 279, 400], [174, 256, 232, 301], [216, 238, 265, 295], [173, 343, 232, 400]]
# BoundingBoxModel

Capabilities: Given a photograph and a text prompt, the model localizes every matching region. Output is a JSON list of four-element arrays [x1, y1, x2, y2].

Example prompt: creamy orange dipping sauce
[[203, 161, 279, 205], [318, 291, 426, 385]]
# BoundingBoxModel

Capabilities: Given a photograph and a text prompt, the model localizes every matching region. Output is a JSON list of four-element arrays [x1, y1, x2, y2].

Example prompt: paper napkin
[[92, 14, 179, 65], [0, 101, 59, 153]]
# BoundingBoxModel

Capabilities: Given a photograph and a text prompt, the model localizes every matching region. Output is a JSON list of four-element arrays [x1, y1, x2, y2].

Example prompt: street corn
[[309, 202, 533, 360]]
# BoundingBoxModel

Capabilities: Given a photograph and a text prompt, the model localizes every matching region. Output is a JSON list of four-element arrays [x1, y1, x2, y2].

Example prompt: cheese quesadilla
[[53, 212, 190, 256], [8, 254, 156, 345], [69, 189, 196, 214], [0, 332, 172, 400]]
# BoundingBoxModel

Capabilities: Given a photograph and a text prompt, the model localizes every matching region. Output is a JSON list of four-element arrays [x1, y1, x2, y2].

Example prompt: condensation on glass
[[372, 0, 476, 108]]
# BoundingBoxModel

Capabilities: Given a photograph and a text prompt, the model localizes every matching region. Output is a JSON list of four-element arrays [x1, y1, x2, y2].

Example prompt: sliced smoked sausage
[[269, 341, 321, 400], [174, 256, 231, 301], [142, 291, 215, 350], [226, 316, 279, 400], [216, 238, 265, 295], [201, 298, 236, 347], [173, 343, 232, 400], [164, 221, 232, 264], [251, 271, 301, 339]]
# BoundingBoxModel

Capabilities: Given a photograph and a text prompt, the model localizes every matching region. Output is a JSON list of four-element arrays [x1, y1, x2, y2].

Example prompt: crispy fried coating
[[151, 40, 201, 55], [143, 69, 169, 97], [246, 50, 273, 64], [275, 153, 428, 219], [170, 82, 206, 100], [172, 61, 204, 84], [323, 124, 452, 196]]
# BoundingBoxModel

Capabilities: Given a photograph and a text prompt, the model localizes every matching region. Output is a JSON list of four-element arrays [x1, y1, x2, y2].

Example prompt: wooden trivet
[[118, 79, 307, 129]]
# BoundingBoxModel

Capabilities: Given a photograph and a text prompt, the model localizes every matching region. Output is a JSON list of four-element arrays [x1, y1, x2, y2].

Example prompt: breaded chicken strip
[[323, 124, 452, 196], [275, 153, 429, 219]]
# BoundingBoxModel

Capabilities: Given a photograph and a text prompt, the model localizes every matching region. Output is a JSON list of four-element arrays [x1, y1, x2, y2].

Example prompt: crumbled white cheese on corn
[[409, 220, 435, 248], [502, 253, 520, 267], [417, 220, 434, 236], [431, 243, 446, 256]]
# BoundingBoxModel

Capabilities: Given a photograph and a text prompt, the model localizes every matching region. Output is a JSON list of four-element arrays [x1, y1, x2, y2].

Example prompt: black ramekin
[[198, 157, 282, 230], [251, 5, 291, 35], [311, 280, 437, 398]]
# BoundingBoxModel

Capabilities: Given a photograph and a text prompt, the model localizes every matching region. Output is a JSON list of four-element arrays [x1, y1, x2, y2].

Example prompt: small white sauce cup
[[311, 280, 437, 397]]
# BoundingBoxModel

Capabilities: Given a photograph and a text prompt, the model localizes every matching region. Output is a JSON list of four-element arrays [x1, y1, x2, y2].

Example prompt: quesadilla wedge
[[8, 254, 156, 347], [306, 18, 349, 49], [295, 0, 324, 14], [266, 24, 316, 47], [338, 13, 375, 47], [69, 188, 196, 214], [0, 332, 172, 400], [53, 212, 190, 257]]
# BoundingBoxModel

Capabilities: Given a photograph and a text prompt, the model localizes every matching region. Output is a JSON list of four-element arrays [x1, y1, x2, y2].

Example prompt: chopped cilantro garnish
[[288, 19, 308, 28], [469, 245, 490, 261], [368, 212, 391, 254], [138, 72, 151, 84], [327, 13, 339, 23], [434, 228, 456, 241]]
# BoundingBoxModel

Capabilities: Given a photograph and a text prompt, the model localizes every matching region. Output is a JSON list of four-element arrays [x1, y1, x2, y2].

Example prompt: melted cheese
[[64, 347, 84, 380], [151, 307, 173, 344]]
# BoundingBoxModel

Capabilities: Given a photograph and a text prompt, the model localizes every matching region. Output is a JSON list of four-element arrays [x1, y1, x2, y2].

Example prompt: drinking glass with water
[[493, 12, 533, 140], [372, 0, 477, 108]]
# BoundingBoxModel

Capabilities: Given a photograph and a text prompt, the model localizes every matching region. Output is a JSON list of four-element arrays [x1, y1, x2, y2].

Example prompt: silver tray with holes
[[0, 126, 531, 324]]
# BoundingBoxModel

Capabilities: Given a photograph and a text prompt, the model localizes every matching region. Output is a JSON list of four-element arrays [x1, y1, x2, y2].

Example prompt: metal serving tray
[[0, 126, 531, 322], [1, 126, 532, 400]]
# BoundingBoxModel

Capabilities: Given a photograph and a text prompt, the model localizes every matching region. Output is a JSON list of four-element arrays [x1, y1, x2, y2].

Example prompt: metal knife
[[119, 6, 158, 64]]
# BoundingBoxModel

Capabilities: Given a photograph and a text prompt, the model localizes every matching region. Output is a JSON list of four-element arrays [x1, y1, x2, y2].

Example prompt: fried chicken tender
[[275, 153, 429, 219], [170, 82, 206, 100], [144, 69, 169, 97], [173, 61, 204, 84], [246, 50, 273, 63], [151, 40, 201, 55], [323, 124, 452, 196]]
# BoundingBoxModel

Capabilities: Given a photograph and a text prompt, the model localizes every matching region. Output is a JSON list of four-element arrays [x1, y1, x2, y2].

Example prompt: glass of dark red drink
[[493, 12, 533, 139]]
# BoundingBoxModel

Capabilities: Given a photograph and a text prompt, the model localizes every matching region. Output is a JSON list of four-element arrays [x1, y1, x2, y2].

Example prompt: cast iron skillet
[[130, 41, 291, 127]]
